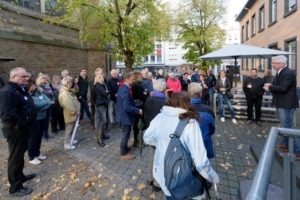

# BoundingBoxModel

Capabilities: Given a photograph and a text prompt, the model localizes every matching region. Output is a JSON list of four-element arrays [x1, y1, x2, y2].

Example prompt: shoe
[[97, 140, 105, 147], [232, 119, 237, 124], [29, 157, 41, 165], [247, 120, 252, 125], [10, 187, 33, 197], [23, 174, 36, 183], [276, 144, 288, 151], [91, 125, 95, 130], [147, 180, 153, 186], [64, 144, 75, 150], [152, 185, 162, 192], [103, 135, 110, 140], [220, 117, 225, 122], [256, 121, 262, 127], [38, 154, 47, 160], [79, 120, 85, 125], [47, 135, 54, 139], [72, 140, 78, 144], [279, 153, 300, 160], [120, 153, 136, 160]]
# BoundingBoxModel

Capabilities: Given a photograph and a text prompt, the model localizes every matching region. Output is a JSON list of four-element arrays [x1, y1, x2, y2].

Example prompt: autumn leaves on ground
[[0, 140, 155, 200]]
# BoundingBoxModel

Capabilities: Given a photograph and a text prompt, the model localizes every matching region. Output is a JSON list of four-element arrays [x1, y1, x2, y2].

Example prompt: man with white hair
[[264, 55, 300, 159], [107, 69, 120, 124], [141, 69, 154, 96]]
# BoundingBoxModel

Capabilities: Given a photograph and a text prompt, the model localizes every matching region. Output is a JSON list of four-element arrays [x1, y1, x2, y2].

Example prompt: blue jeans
[[264, 91, 272, 107], [277, 108, 300, 154], [120, 125, 132, 156], [208, 88, 213, 102], [43, 108, 51, 138], [79, 97, 91, 120], [217, 93, 235, 119]]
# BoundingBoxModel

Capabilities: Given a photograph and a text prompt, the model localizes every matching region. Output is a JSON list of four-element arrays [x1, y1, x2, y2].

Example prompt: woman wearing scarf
[[132, 71, 148, 148], [166, 72, 181, 92]]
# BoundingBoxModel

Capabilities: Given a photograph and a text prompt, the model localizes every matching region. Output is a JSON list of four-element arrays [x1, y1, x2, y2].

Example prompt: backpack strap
[[193, 170, 211, 199], [172, 118, 189, 138]]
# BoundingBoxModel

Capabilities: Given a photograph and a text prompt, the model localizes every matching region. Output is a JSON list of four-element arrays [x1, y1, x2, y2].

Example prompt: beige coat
[[59, 86, 80, 124]]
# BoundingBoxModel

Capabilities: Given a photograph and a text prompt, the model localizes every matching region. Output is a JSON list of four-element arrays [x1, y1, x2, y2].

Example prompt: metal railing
[[246, 127, 300, 200]]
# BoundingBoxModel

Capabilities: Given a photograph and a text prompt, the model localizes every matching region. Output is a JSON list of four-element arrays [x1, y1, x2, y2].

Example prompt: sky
[[226, 0, 248, 21]]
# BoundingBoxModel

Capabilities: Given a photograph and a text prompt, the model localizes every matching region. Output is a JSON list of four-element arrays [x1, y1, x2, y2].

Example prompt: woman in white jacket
[[144, 91, 219, 199]]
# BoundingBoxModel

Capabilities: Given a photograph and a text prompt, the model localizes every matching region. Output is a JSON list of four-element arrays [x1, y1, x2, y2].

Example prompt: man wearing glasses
[[0, 67, 37, 196], [264, 55, 300, 159]]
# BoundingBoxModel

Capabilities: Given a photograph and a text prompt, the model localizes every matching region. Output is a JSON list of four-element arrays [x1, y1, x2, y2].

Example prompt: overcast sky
[[226, 0, 248, 20]]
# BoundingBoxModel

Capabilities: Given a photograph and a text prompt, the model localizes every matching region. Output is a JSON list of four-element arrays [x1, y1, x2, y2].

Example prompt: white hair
[[61, 69, 69, 77], [61, 76, 73, 86], [110, 69, 116, 76], [153, 79, 166, 92], [94, 68, 103, 75], [272, 55, 287, 67], [10, 67, 26, 79], [188, 83, 203, 98], [36, 73, 49, 86], [147, 72, 153, 77]]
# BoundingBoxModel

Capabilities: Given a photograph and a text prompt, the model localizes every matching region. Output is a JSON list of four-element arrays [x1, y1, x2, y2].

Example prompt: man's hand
[[263, 83, 271, 91], [88, 103, 92, 107], [220, 88, 226, 92], [78, 96, 82, 99], [51, 101, 55, 105], [76, 112, 81, 117], [139, 109, 143, 115]]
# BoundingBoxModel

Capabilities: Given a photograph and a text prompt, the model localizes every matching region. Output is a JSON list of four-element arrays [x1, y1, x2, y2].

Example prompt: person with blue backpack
[[144, 91, 219, 199]]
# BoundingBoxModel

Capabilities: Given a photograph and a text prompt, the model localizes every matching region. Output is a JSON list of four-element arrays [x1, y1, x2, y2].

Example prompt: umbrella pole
[[234, 58, 238, 93]]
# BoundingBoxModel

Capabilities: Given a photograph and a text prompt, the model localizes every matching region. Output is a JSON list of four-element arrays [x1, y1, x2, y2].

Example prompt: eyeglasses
[[16, 75, 29, 78]]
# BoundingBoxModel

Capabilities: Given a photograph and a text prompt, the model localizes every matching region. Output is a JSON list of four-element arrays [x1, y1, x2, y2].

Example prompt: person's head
[[272, 55, 287, 70], [218, 70, 226, 78], [199, 74, 205, 81], [9, 67, 29, 86], [169, 72, 175, 79], [110, 69, 118, 78], [153, 79, 166, 92], [194, 68, 198, 73], [188, 83, 202, 99], [187, 68, 192, 75], [267, 70, 272, 77], [164, 91, 198, 120], [61, 69, 69, 78], [206, 69, 211, 76], [27, 70, 35, 79], [94, 68, 103, 76], [123, 72, 134, 86], [61, 76, 73, 88], [147, 72, 153, 80], [26, 81, 36, 92], [36, 73, 49, 85], [52, 75, 61, 84], [94, 74, 105, 85], [250, 68, 258, 78], [134, 71, 142, 82], [116, 68, 120, 75], [144, 68, 149, 73], [183, 72, 188, 79], [158, 69, 163, 75], [141, 69, 147, 78], [79, 69, 87, 77]]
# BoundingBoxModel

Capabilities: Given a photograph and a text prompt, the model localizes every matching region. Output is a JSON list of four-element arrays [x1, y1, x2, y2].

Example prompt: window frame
[[269, 0, 277, 27], [284, 0, 297, 17], [246, 21, 249, 41], [259, 58, 265, 72], [284, 36, 297, 72], [268, 42, 278, 70], [259, 4, 265, 32], [241, 26, 245, 43]]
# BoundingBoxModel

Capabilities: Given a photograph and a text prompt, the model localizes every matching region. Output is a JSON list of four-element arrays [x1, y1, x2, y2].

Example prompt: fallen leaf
[[137, 182, 146, 190], [2, 158, 8, 163], [97, 174, 103, 179], [137, 169, 142, 174], [35, 179, 40, 183], [47, 148, 54, 152], [132, 176, 137, 180], [132, 196, 141, 200], [53, 159, 59, 163], [124, 188, 133, 195], [2, 176, 8, 181], [107, 189, 114, 196], [122, 195, 131, 200], [150, 193, 156, 199]]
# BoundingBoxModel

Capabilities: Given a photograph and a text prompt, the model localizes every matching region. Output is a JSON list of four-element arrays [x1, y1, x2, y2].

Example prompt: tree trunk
[[123, 50, 134, 72]]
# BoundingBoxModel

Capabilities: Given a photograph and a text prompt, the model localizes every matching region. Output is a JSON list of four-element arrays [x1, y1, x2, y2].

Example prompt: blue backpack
[[164, 118, 210, 200]]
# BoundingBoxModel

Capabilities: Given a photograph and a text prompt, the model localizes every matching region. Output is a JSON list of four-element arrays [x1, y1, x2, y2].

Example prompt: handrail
[[246, 127, 300, 200]]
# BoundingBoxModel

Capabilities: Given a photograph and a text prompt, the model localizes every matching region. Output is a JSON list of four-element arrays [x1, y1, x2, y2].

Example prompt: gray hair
[[61, 76, 73, 86], [94, 68, 103, 75], [272, 55, 287, 67], [61, 69, 69, 77], [110, 69, 116, 76], [147, 72, 153, 77], [153, 80, 166, 92], [10, 67, 26, 79], [36, 73, 49, 86], [188, 83, 202, 98]]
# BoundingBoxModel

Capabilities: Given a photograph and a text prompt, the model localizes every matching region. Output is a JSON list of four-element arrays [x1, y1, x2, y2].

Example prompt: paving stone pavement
[[1, 110, 299, 199]]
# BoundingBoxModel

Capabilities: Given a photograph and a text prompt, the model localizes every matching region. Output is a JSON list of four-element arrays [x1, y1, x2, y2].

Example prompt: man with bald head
[[0, 67, 37, 196], [107, 69, 120, 124]]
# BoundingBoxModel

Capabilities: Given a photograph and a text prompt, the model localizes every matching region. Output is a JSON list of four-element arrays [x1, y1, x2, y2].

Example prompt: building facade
[[236, 0, 299, 91]]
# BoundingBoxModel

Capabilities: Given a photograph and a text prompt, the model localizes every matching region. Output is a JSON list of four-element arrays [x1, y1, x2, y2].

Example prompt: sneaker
[[220, 117, 225, 122], [232, 119, 237, 124], [72, 140, 78, 144], [38, 154, 47, 160], [23, 173, 36, 183], [79, 120, 84, 125], [247, 120, 252, 125], [256, 121, 262, 127], [29, 157, 41, 165], [276, 144, 288, 151], [64, 144, 75, 150], [10, 186, 33, 197], [120, 153, 136, 160]]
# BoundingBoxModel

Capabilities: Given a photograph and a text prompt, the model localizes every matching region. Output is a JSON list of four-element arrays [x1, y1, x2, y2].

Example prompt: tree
[[174, 0, 227, 70], [47, 0, 171, 72]]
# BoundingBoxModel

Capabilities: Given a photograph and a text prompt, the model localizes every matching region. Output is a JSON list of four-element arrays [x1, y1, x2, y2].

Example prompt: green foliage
[[46, 0, 172, 72], [175, 0, 227, 70]]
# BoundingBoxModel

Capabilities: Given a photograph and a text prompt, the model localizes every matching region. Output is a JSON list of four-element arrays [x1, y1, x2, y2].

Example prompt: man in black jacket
[[243, 68, 265, 126], [264, 55, 300, 159], [0, 67, 37, 196], [205, 69, 216, 105], [77, 69, 91, 125], [107, 69, 120, 124]]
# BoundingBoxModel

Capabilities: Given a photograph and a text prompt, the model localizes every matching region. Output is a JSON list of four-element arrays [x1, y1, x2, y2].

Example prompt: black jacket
[[243, 77, 265, 98], [0, 76, 5, 89], [0, 82, 37, 131], [205, 74, 216, 88], [107, 77, 120, 101], [215, 77, 231, 94], [77, 75, 89, 99], [132, 83, 148, 102], [180, 78, 191, 91], [144, 95, 165, 128], [156, 74, 165, 80], [94, 82, 109, 106], [270, 67, 299, 109]]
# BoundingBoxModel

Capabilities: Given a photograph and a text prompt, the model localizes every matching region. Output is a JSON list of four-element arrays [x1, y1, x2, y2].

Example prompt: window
[[156, 44, 162, 49], [144, 56, 148, 62], [259, 5, 265, 31], [246, 59, 249, 71], [242, 59, 244, 70], [251, 14, 256, 36], [246, 21, 249, 40], [228, 35, 232, 40], [150, 55, 155, 62], [284, 37, 297, 71], [268, 43, 278, 69], [252, 58, 256, 69], [241, 26, 245, 42], [157, 55, 162, 62], [284, 0, 297, 16], [4, 0, 41, 12], [269, 0, 277, 25], [259, 58, 265, 72]]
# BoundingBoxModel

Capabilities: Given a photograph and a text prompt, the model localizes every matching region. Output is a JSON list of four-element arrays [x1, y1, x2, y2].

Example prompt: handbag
[[225, 92, 234, 99], [133, 99, 144, 108]]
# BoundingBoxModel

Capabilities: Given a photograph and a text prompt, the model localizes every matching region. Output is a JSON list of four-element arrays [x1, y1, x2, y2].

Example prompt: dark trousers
[[90, 103, 95, 126], [79, 97, 91, 120], [120, 125, 132, 156], [43, 107, 51, 138], [2, 125, 29, 193], [246, 96, 263, 121], [28, 119, 45, 160], [50, 107, 65, 132]]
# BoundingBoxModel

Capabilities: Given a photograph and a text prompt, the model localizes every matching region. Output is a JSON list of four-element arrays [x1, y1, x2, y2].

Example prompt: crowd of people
[[0, 55, 299, 198]]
